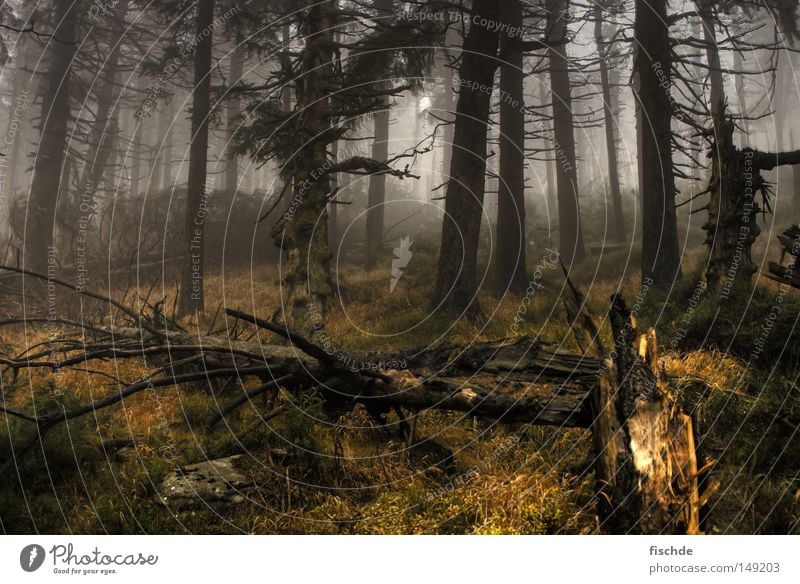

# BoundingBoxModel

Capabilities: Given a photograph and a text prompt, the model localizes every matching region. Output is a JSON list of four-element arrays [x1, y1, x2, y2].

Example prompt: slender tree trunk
[[178, 0, 214, 315], [329, 139, 338, 247], [79, 0, 127, 203], [547, 0, 585, 266], [24, 0, 76, 275], [226, 36, 244, 193], [594, 4, 625, 242], [433, 0, 500, 317], [130, 82, 143, 199], [2, 48, 31, 227], [161, 97, 175, 190], [365, 102, 388, 269], [632, 44, 645, 201], [364, 0, 393, 268], [440, 25, 459, 185], [733, 50, 750, 148], [634, 0, 681, 287], [494, 0, 528, 294], [539, 76, 556, 218]]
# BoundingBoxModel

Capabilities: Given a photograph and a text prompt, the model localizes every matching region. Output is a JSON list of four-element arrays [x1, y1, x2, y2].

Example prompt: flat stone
[[158, 455, 253, 508]]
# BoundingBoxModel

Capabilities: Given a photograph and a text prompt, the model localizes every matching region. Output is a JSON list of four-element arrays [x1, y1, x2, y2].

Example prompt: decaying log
[[593, 294, 711, 534], [0, 269, 713, 533]]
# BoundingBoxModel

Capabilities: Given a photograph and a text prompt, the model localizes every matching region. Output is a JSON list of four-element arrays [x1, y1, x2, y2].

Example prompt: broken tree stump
[[593, 294, 707, 534]]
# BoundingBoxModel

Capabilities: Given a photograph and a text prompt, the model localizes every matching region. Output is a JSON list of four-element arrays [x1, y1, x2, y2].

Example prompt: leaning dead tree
[[0, 267, 709, 534]]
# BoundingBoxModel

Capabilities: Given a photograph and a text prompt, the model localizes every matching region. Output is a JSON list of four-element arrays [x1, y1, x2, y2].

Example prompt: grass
[[1, 247, 799, 534]]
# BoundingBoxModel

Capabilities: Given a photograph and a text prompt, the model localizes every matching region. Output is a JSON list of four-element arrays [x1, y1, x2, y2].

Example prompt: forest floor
[[1, 238, 799, 534]]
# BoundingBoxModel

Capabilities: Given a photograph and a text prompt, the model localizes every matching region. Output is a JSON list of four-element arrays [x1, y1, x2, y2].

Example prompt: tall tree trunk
[[329, 138, 338, 247], [634, 0, 681, 286], [699, 4, 755, 293], [732, 50, 749, 148], [594, 4, 625, 243], [365, 106, 388, 269], [2, 44, 32, 233], [494, 0, 528, 294], [79, 0, 127, 203], [539, 75, 556, 218], [364, 0, 393, 269], [130, 85, 143, 199], [271, 0, 336, 333], [632, 43, 645, 201], [23, 0, 76, 274], [440, 25, 459, 186], [161, 97, 175, 190], [433, 0, 500, 317], [699, 13, 800, 292], [226, 36, 244, 193], [547, 0, 585, 266], [178, 0, 214, 315]]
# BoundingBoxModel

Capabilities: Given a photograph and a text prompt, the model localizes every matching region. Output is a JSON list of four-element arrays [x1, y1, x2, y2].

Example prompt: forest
[[0, 0, 799, 535]]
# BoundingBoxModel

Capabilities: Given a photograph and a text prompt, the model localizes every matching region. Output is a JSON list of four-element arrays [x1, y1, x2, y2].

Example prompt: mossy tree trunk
[[271, 0, 336, 334]]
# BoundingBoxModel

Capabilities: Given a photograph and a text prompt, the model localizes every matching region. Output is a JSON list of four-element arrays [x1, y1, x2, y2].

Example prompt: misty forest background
[[0, 0, 799, 534]]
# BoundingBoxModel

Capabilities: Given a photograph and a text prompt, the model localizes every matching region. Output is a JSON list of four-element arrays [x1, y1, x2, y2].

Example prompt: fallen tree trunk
[[0, 267, 709, 533]]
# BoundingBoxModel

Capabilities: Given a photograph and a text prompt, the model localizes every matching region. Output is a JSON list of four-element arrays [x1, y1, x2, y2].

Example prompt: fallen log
[[0, 270, 710, 533]]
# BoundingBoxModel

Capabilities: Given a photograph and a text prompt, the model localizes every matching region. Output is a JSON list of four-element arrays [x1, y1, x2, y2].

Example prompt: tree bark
[[440, 25, 459, 186], [270, 0, 336, 333], [593, 295, 705, 534], [130, 76, 145, 199], [547, 0, 585, 266], [594, 4, 625, 243], [539, 75, 557, 217], [433, 0, 500, 317], [24, 0, 76, 274], [365, 101, 389, 268], [78, 0, 127, 205], [178, 0, 215, 316], [494, 0, 528, 295], [634, 0, 681, 287], [160, 97, 175, 191], [226, 36, 244, 193], [364, 0, 393, 269]]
